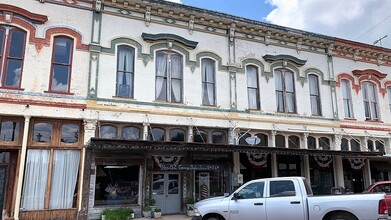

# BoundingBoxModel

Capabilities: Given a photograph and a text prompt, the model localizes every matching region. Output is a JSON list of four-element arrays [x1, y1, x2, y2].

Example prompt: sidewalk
[[135, 214, 192, 220]]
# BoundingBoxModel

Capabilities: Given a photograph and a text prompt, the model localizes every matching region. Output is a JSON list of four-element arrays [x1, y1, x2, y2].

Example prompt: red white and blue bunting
[[246, 153, 268, 168], [348, 158, 365, 170], [314, 155, 333, 168], [152, 155, 182, 170]]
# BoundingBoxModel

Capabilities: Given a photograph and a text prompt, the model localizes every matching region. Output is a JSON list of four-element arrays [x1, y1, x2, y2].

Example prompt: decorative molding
[[337, 72, 391, 97], [352, 69, 387, 79], [263, 54, 307, 67], [188, 15, 195, 35], [141, 33, 198, 49], [0, 4, 48, 24], [145, 6, 151, 27]]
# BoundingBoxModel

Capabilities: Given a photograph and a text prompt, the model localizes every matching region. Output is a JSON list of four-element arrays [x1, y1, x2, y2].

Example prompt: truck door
[[266, 179, 306, 220], [228, 181, 267, 220]]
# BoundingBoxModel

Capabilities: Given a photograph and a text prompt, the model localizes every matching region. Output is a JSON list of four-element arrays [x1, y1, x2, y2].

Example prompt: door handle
[[290, 201, 300, 204], [254, 203, 263, 205]]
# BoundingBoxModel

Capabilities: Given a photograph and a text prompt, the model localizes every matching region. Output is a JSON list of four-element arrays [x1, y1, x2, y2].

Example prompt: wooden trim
[[0, 26, 5, 80], [44, 149, 54, 209], [0, 116, 24, 146], [19, 209, 78, 220], [0, 4, 48, 24]]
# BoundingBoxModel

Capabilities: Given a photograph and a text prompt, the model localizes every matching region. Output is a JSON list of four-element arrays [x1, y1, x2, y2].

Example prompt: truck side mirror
[[233, 193, 240, 200]]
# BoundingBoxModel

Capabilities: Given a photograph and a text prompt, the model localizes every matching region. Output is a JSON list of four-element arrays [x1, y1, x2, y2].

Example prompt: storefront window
[[32, 122, 52, 142], [170, 129, 185, 142], [194, 130, 207, 143], [61, 124, 79, 143], [94, 165, 139, 206], [288, 135, 300, 148], [99, 125, 117, 139], [149, 127, 165, 141]]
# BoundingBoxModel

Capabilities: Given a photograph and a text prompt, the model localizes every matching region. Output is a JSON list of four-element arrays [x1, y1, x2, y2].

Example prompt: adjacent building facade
[[1, 0, 391, 219]]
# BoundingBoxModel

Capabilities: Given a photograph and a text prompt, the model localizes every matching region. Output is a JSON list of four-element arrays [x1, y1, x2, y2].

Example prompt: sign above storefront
[[160, 164, 219, 171]]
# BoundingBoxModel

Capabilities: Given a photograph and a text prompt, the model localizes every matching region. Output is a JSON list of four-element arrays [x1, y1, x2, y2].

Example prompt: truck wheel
[[326, 212, 358, 220], [204, 216, 223, 220]]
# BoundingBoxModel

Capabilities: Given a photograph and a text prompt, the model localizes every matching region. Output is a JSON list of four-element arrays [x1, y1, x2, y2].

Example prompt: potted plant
[[153, 208, 162, 218], [147, 198, 157, 211], [186, 197, 195, 217], [101, 208, 134, 220], [142, 205, 152, 218]]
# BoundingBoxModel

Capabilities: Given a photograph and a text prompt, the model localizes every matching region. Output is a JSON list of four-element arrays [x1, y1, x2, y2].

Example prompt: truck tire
[[325, 212, 358, 220], [204, 215, 223, 220]]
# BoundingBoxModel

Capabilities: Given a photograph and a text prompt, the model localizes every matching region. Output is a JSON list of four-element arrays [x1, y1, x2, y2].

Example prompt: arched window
[[307, 136, 316, 149], [50, 36, 73, 93], [0, 26, 26, 88], [194, 129, 207, 143], [362, 81, 379, 120], [239, 133, 251, 145], [212, 131, 226, 144], [341, 79, 354, 118], [201, 58, 216, 106], [156, 51, 183, 103], [341, 138, 349, 151], [123, 126, 140, 140], [255, 133, 268, 146], [116, 45, 135, 98], [375, 140, 385, 153], [0, 120, 20, 142], [246, 65, 260, 110], [319, 137, 330, 150], [275, 69, 296, 113], [170, 128, 185, 142], [288, 135, 300, 149], [367, 139, 374, 151], [99, 125, 117, 139], [309, 74, 321, 116], [275, 135, 285, 148], [350, 139, 360, 151], [149, 127, 165, 141], [33, 122, 53, 142]]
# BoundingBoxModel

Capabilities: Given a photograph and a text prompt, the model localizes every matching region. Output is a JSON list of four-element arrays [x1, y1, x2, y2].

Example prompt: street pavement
[[135, 214, 192, 220]]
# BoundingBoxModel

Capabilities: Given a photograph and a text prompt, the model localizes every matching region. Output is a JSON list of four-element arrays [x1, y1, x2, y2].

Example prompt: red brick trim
[[0, 4, 48, 24], [352, 69, 387, 79], [340, 124, 390, 132], [337, 73, 391, 97], [0, 97, 86, 109]]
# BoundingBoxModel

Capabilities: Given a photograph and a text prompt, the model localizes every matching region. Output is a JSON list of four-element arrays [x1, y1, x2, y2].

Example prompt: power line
[[356, 14, 391, 40]]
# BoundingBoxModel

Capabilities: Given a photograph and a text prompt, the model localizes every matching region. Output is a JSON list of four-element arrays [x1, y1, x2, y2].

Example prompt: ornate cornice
[[352, 69, 387, 79], [263, 54, 307, 66]]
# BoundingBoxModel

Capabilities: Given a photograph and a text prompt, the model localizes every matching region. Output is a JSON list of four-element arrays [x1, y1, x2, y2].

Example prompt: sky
[[165, 0, 391, 49]]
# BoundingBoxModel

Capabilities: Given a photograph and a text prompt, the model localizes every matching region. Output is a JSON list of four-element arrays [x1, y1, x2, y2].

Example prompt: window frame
[[341, 79, 354, 118], [201, 58, 216, 106], [0, 26, 27, 89], [308, 74, 321, 116], [387, 87, 391, 114], [0, 116, 23, 145], [246, 65, 260, 110], [275, 69, 296, 113], [155, 50, 183, 103], [116, 45, 135, 98], [362, 81, 379, 121]]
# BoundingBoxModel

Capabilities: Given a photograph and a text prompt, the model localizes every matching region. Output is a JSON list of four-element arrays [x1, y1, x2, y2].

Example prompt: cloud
[[164, 0, 182, 3], [265, 0, 391, 48]]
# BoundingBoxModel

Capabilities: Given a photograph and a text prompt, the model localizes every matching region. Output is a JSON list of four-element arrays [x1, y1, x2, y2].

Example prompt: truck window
[[236, 182, 264, 199], [270, 180, 296, 197]]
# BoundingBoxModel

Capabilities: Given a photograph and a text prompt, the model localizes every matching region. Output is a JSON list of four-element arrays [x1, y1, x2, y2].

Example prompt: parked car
[[364, 180, 391, 217], [192, 176, 389, 220]]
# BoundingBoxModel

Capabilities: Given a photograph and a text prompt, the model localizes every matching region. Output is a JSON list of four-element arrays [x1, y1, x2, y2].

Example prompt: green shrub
[[154, 208, 161, 212], [101, 208, 133, 220], [143, 205, 152, 212], [147, 198, 156, 206], [186, 197, 195, 204]]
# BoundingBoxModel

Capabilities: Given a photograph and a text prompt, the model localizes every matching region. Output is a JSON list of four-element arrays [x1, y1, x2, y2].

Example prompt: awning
[[87, 138, 384, 158]]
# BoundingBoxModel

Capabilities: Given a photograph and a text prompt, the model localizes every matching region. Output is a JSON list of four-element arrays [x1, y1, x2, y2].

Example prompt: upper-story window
[[246, 65, 260, 110], [309, 75, 321, 116], [275, 69, 296, 113], [341, 79, 354, 118], [387, 87, 391, 114], [156, 51, 183, 103], [116, 45, 135, 98], [201, 58, 216, 106], [362, 81, 379, 120], [49, 36, 73, 93], [0, 26, 26, 89]]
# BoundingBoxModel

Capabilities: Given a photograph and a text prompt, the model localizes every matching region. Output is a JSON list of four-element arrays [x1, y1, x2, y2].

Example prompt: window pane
[[270, 180, 295, 197], [275, 71, 282, 91], [367, 140, 374, 151], [341, 138, 349, 151], [194, 130, 207, 143], [237, 182, 264, 199], [275, 135, 285, 148], [350, 139, 360, 151], [61, 124, 79, 143], [288, 136, 300, 148], [309, 75, 319, 95], [376, 141, 385, 152], [0, 152, 10, 163], [116, 46, 134, 98], [54, 38, 72, 64], [123, 127, 140, 140], [171, 79, 182, 103], [99, 125, 117, 139], [51, 65, 69, 92], [284, 72, 294, 92], [319, 137, 330, 150], [239, 133, 251, 145], [170, 129, 185, 142], [212, 131, 226, 144], [5, 59, 22, 87], [0, 121, 19, 142], [9, 30, 26, 58], [149, 128, 165, 141], [202, 59, 215, 83], [307, 136, 316, 149], [0, 29, 4, 56], [49, 150, 80, 209], [255, 133, 268, 146], [21, 149, 50, 210], [276, 92, 284, 112], [33, 122, 52, 142]]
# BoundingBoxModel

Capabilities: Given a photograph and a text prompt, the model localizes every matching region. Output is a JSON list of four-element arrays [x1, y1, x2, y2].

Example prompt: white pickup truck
[[192, 176, 389, 220]]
